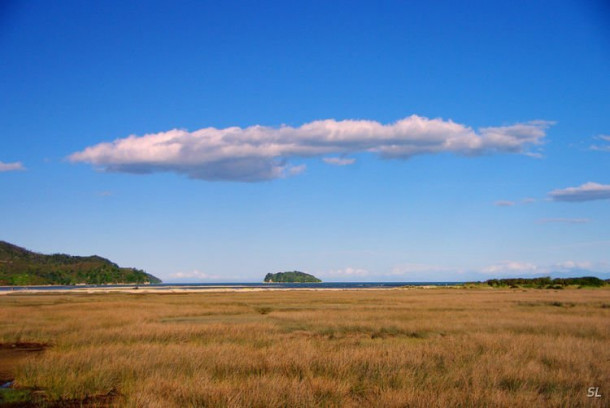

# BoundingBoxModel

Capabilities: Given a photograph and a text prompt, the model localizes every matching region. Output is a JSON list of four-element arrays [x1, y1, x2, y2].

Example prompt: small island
[[264, 271, 321, 283]]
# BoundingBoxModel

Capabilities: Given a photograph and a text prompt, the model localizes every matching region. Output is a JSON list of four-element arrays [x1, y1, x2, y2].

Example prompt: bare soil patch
[[0, 343, 47, 384], [0, 343, 119, 407]]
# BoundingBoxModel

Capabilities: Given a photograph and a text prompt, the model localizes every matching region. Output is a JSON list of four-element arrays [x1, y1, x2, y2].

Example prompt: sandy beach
[[0, 284, 452, 295]]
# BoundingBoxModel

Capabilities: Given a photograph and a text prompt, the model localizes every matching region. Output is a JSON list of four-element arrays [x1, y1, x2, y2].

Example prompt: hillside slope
[[0, 241, 161, 285]]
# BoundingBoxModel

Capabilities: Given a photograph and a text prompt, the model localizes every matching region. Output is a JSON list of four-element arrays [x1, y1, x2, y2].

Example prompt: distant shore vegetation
[[0, 241, 160, 286], [475, 276, 608, 289]]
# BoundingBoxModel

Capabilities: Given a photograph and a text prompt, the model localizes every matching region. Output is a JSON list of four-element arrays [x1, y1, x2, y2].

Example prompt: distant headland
[[0, 241, 161, 285], [264, 271, 321, 283]]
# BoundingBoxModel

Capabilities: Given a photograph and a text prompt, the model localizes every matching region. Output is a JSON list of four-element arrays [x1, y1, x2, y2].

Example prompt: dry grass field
[[0, 288, 608, 407]]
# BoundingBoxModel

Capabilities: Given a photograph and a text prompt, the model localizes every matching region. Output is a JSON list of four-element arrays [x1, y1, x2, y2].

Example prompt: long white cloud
[[480, 260, 607, 277], [169, 270, 221, 281], [0, 161, 25, 172], [549, 182, 610, 202], [392, 260, 607, 280], [69, 115, 552, 182], [323, 267, 369, 278]]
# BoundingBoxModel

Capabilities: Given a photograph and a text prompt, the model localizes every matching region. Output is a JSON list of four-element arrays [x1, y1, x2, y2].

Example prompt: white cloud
[[552, 260, 593, 271], [324, 267, 370, 278], [480, 260, 607, 278], [0, 161, 25, 172], [169, 270, 220, 281], [524, 152, 544, 159], [549, 182, 610, 202], [522, 198, 537, 204], [384, 260, 609, 281], [537, 218, 590, 224], [391, 264, 450, 274], [322, 263, 464, 282], [494, 200, 516, 207], [323, 157, 356, 166], [481, 261, 540, 275], [69, 115, 552, 182], [389, 264, 461, 281], [286, 164, 306, 176]]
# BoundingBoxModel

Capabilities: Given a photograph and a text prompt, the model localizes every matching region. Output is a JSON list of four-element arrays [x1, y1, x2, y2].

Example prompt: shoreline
[[0, 284, 462, 295]]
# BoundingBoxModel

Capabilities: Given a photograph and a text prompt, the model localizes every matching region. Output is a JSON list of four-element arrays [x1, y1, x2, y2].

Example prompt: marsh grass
[[0, 289, 608, 407]]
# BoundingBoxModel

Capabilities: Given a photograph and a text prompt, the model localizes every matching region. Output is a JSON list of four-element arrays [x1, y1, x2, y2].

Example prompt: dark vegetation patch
[[160, 314, 263, 324], [517, 301, 576, 308], [307, 325, 443, 340], [371, 328, 424, 339], [0, 343, 48, 351], [254, 306, 273, 315], [549, 301, 575, 308], [0, 388, 120, 407], [499, 377, 525, 392], [481, 276, 607, 289]]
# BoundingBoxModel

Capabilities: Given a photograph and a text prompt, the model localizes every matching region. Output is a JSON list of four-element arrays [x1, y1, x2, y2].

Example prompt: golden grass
[[0, 288, 608, 407]]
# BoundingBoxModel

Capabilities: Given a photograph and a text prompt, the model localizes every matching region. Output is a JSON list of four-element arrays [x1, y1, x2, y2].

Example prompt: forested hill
[[0, 241, 161, 285], [264, 271, 322, 283]]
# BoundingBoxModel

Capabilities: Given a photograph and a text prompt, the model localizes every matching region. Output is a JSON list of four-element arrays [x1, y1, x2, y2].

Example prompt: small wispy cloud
[[169, 270, 220, 281], [324, 267, 369, 277], [494, 200, 516, 207], [0, 161, 25, 172], [524, 151, 544, 159], [391, 264, 454, 274], [481, 261, 539, 275], [389, 264, 461, 281], [549, 182, 610, 202], [69, 115, 552, 182], [97, 191, 113, 197], [286, 164, 306, 176], [590, 134, 610, 152], [323, 157, 356, 166], [553, 260, 594, 271], [537, 218, 590, 224], [495, 197, 537, 207]]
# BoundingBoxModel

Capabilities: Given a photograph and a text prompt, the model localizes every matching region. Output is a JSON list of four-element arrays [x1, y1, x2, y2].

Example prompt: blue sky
[[1, 0, 609, 282]]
